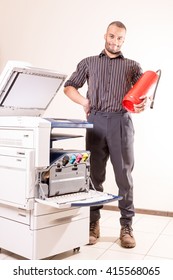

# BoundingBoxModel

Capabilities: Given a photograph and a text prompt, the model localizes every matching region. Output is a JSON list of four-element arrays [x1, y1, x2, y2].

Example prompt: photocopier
[[0, 62, 122, 259]]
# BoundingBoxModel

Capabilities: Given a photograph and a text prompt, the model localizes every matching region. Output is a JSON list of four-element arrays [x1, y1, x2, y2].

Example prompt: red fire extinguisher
[[122, 69, 161, 112]]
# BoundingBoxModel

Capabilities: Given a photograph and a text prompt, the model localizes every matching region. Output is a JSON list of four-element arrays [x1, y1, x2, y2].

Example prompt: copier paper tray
[[36, 190, 122, 209]]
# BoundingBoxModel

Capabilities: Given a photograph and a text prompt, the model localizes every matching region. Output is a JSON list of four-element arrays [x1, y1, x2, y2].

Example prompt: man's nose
[[111, 37, 119, 45]]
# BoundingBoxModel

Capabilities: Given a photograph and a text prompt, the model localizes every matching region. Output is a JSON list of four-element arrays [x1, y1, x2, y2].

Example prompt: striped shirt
[[64, 50, 143, 112]]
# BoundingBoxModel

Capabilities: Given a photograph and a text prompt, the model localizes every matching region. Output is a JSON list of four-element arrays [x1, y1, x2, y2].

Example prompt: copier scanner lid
[[0, 61, 67, 116]]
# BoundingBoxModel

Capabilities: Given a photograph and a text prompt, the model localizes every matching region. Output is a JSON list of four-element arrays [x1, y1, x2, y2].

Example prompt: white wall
[[0, 0, 173, 212]]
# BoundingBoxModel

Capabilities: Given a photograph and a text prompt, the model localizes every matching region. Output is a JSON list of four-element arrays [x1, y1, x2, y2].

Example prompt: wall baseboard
[[103, 205, 173, 217]]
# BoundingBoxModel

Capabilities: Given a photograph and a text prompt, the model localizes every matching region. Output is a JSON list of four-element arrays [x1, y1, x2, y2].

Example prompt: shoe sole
[[121, 242, 136, 248], [88, 235, 100, 245]]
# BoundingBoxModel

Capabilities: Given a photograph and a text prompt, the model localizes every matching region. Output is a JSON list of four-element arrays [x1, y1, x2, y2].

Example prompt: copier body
[[0, 116, 91, 260], [0, 64, 91, 259], [0, 63, 121, 259]]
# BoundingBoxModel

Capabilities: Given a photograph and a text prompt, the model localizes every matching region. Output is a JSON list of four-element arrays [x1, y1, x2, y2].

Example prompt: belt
[[90, 110, 128, 116]]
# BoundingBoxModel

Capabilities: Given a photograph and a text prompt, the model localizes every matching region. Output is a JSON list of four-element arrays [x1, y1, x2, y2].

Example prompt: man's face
[[104, 25, 126, 57]]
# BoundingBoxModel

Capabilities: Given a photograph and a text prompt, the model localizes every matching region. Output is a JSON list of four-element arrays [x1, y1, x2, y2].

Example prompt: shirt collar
[[99, 49, 124, 59]]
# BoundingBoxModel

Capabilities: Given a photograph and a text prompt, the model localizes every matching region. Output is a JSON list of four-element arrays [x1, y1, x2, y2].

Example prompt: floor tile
[[133, 215, 171, 234], [147, 234, 173, 259], [98, 249, 144, 260], [143, 255, 171, 260], [162, 219, 173, 235]]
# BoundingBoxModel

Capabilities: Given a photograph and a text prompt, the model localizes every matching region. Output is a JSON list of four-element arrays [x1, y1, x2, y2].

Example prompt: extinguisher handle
[[150, 69, 161, 109]]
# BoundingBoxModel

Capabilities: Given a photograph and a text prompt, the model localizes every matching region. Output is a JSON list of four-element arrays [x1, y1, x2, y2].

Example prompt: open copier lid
[[0, 62, 67, 116]]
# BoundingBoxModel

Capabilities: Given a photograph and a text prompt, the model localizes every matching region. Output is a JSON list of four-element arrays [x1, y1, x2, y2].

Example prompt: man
[[64, 21, 147, 248]]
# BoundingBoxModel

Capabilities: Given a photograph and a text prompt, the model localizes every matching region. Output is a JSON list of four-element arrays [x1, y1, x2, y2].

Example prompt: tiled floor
[[1, 209, 173, 260]]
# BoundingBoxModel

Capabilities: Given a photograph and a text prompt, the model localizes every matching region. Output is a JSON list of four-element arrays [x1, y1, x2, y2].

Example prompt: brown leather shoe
[[120, 225, 136, 248], [88, 220, 100, 245]]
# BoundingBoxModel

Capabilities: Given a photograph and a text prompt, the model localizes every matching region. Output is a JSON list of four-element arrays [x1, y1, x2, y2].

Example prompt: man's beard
[[105, 44, 121, 55]]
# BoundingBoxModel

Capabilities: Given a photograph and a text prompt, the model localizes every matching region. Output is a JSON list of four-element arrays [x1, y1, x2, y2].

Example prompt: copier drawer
[[31, 202, 88, 230], [0, 204, 30, 225], [0, 129, 34, 148]]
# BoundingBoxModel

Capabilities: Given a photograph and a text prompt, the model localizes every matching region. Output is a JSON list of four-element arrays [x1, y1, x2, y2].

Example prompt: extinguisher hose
[[150, 69, 161, 109]]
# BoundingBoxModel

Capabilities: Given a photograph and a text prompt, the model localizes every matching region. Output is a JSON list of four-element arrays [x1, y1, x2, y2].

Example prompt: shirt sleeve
[[131, 62, 143, 85], [64, 58, 88, 89]]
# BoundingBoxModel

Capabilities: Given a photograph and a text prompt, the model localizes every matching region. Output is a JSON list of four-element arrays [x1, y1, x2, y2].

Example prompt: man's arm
[[64, 86, 90, 116]]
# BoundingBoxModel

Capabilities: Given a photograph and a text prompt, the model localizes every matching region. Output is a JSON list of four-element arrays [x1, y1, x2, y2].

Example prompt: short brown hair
[[108, 21, 126, 31]]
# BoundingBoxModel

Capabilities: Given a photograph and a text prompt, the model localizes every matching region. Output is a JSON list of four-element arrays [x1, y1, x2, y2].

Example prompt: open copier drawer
[[0, 62, 122, 260]]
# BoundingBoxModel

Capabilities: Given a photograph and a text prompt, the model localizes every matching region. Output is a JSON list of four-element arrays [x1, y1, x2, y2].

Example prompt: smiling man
[[64, 21, 147, 248]]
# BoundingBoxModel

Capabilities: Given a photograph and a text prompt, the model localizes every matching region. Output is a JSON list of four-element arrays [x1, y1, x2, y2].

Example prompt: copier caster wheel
[[73, 247, 80, 253]]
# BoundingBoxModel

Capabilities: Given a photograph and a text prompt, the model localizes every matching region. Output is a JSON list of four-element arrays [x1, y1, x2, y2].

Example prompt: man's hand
[[83, 98, 90, 117], [134, 95, 148, 113]]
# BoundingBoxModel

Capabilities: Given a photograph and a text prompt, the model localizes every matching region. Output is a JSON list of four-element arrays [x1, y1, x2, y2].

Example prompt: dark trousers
[[86, 110, 135, 226]]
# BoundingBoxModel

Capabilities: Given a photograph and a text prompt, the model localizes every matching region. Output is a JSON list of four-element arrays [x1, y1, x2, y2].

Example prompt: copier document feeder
[[0, 62, 122, 259]]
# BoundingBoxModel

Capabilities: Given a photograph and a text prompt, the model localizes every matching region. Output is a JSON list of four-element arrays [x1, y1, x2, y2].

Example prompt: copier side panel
[[0, 117, 51, 168], [0, 216, 33, 259], [0, 147, 35, 209]]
